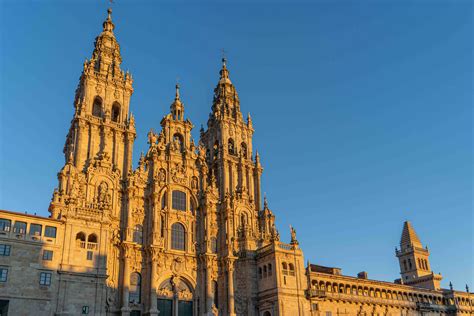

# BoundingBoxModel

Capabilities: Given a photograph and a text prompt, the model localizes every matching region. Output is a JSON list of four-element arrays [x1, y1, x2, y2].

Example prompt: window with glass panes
[[0, 219, 11, 232], [0, 244, 11, 256], [171, 223, 185, 250], [40, 272, 52, 285], [44, 226, 57, 238], [13, 221, 26, 234], [43, 250, 53, 261], [172, 190, 186, 211], [0, 268, 7, 282], [30, 224, 42, 236]]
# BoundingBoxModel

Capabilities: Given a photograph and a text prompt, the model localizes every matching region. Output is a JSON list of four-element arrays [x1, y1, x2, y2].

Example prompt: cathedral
[[0, 9, 472, 316]]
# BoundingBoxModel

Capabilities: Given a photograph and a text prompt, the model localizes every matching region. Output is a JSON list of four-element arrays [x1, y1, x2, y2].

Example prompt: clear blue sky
[[0, 1, 472, 289]]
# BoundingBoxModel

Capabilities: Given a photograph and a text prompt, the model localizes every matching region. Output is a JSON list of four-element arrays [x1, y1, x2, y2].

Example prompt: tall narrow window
[[241, 142, 247, 158], [171, 223, 185, 251], [133, 225, 143, 244], [0, 244, 11, 256], [92, 97, 103, 117], [160, 215, 165, 238], [268, 263, 272, 276], [228, 138, 236, 155], [161, 191, 167, 209], [129, 272, 142, 303], [111, 102, 121, 122], [289, 263, 295, 276], [172, 190, 186, 211], [0, 268, 8, 282], [213, 280, 219, 308], [76, 232, 86, 248]]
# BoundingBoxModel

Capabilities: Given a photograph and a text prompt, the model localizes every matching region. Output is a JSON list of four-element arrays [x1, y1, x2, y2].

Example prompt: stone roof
[[400, 221, 422, 247]]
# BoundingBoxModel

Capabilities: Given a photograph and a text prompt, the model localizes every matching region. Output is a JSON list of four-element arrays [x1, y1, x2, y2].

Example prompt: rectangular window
[[30, 223, 42, 236], [172, 190, 186, 211], [43, 250, 53, 261], [0, 268, 8, 282], [44, 226, 57, 238], [0, 244, 11, 256], [39, 272, 52, 286], [13, 221, 27, 234], [86, 251, 93, 261], [0, 219, 11, 232]]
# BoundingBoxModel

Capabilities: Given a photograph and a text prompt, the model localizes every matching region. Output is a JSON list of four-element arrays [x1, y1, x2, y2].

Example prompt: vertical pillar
[[149, 253, 158, 315], [227, 260, 235, 316], [121, 254, 131, 316], [206, 261, 213, 314]]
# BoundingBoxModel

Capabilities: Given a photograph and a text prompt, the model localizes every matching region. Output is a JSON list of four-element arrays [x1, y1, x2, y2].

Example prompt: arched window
[[263, 312, 271, 316], [111, 102, 120, 122], [403, 260, 408, 271], [172, 190, 186, 211], [263, 265, 267, 278], [87, 233, 98, 250], [289, 263, 295, 276], [129, 272, 141, 303], [92, 97, 102, 117], [210, 237, 217, 253], [282, 262, 288, 275], [408, 259, 412, 269], [76, 232, 86, 248], [87, 234, 97, 243], [161, 191, 167, 209], [228, 138, 236, 155], [268, 263, 272, 276], [171, 223, 185, 251], [258, 267, 263, 279], [241, 142, 247, 158], [133, 225, 143, 244]]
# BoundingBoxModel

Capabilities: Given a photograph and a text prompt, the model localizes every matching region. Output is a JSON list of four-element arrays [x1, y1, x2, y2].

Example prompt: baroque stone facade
[[0, 9, 472, 316]]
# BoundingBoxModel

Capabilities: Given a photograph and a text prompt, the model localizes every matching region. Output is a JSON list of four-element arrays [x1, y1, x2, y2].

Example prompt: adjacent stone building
[[0, 9, 472, 316]]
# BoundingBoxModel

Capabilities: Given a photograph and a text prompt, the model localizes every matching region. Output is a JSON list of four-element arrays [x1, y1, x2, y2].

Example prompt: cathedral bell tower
[[64, 8, 135, 177], [395, 221, 442, 290], [49, 8, 135, 220]]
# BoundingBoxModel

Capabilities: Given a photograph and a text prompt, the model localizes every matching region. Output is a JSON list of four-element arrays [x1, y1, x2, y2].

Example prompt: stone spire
[[400, 221, 422, 249], [84, 8, 125, 80], [170, 83, 184, 121], [212, 58, 241, 120]]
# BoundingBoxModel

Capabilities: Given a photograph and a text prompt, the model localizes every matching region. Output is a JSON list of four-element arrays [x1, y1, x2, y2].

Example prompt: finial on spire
[[264, 192, 268, 209], [175, 82, 180, 101], [102, 7, 115, 32], [466, 284, 470, 293], [449, 282, 453, 291]]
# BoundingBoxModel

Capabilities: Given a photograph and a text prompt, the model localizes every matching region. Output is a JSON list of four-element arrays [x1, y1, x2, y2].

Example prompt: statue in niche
[[191, 177, 198, 190], [158, 169, 166, 182], [97, 181, 111, 207]]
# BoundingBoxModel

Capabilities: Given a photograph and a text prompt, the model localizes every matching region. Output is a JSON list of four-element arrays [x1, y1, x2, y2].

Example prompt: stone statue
[[290, 225, 297, 244]]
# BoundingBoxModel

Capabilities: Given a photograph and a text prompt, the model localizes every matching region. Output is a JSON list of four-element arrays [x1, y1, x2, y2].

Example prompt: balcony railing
[[307, 289, 327, 298]]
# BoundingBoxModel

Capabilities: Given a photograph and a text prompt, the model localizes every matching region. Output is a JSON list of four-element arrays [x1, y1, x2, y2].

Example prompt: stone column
[[149, 254, 158, 315], [121, 254, 131, 316], [206, 261, 213, 314], [227, 260, 236, 316]]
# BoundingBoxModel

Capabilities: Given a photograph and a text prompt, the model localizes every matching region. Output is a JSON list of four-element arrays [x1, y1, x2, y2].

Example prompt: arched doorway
[[263, 311, 271, 316], [157, 276, 194, 316]]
